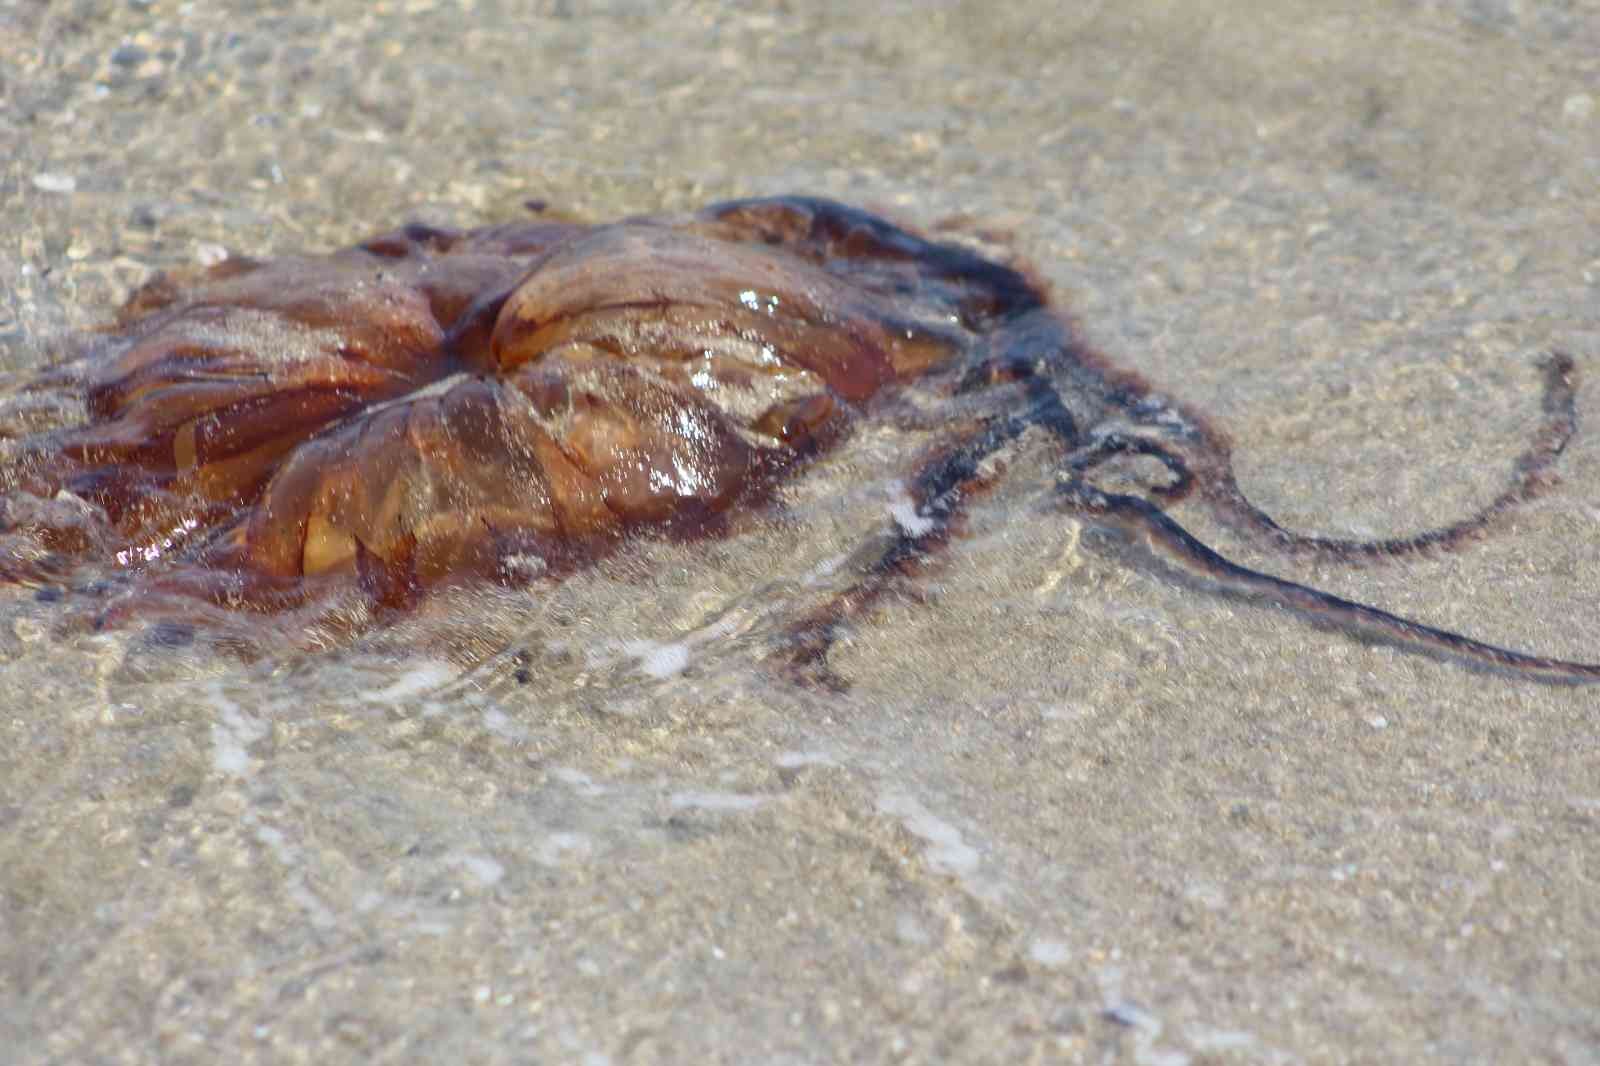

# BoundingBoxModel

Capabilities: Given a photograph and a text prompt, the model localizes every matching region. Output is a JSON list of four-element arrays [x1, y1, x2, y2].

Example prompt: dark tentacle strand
[[1058, 480, 1600, 685], [778, 396, 1061, 686], [1063, 433, 1197, 502], [1186, 353, 1578, 561], [779, 324, 1592, 687]]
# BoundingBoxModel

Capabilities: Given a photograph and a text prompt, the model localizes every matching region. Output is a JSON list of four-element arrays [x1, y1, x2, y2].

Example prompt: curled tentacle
[[1179, 353, 1577, 561], [1064, 433, 1196, 502]]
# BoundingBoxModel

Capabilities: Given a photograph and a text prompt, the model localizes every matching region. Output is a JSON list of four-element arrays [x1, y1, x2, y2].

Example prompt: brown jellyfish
[[0, 196, 1595, 683]]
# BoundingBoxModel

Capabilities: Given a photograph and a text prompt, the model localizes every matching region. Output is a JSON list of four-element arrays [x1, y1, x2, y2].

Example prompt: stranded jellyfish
[[0, 196, 1595, 683]]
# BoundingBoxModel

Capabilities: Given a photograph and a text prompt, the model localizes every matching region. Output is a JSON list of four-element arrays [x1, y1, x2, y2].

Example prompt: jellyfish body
[[3, 199, 1015, 607]]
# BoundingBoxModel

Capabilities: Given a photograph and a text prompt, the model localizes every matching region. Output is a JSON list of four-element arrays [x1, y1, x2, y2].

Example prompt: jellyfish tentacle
[[1056, 478, 1600, 684], [778, 385, 1070, 686], [1182, 353, 1578, 561], [1063, 432, 1197, 502]]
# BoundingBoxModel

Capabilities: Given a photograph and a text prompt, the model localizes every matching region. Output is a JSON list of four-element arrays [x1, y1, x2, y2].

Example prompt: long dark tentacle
[[1058, 479, 1600, 685], [1185, 353, 1578, 561]]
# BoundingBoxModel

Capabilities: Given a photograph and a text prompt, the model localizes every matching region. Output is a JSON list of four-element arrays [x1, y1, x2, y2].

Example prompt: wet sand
[[2, 1, 1598, 1062]]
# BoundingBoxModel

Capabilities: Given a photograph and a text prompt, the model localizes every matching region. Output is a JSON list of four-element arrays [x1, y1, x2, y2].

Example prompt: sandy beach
[[3, 1, 1597, 1061]]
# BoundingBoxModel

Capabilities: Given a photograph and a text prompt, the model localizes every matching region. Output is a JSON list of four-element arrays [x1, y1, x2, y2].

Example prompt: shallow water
[[3, 2, 1599, 1062]]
